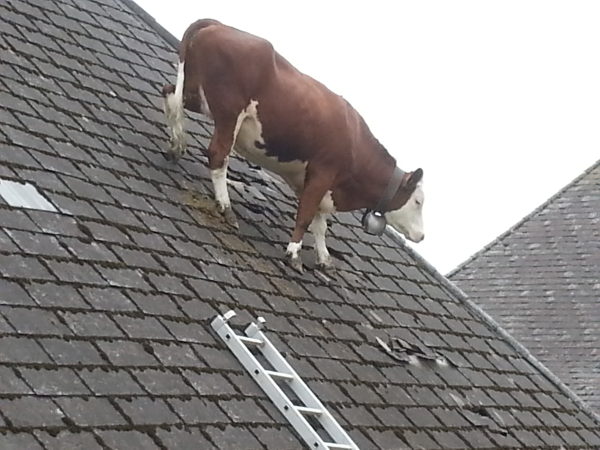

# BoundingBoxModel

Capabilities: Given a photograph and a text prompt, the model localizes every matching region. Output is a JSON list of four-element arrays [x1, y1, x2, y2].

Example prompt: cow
[[162, 19, 425, 271]]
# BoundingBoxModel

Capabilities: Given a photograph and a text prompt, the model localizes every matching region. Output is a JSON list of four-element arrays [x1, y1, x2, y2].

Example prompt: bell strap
[[374, 166, 405, 213]]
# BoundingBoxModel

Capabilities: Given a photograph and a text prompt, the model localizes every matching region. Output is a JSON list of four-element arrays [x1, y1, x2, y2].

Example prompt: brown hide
[[163, 19, 421, 244]]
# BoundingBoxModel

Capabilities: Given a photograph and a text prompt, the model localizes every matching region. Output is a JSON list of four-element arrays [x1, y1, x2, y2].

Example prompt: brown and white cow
[[162, 19, 424, 271]]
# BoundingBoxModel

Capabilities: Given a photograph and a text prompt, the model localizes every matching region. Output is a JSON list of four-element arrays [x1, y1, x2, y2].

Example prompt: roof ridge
[[447, 157, 600, 278], [385, 228, 600, 426], [119, 0, 180, 49]]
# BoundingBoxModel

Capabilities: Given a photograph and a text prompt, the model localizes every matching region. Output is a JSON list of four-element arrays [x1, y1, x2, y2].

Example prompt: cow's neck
[[334, 140, 403, 212]]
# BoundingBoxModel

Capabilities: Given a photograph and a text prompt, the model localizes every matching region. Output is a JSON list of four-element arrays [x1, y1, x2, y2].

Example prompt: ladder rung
[[265, 370, 294, 380], [295, 406, 323, 416], [238, 336, 263, 346], [325, 443, 354, 450], [212, 311, 358, 450]]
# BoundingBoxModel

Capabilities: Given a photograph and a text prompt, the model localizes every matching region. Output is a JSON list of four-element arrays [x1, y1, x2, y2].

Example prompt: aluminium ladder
[[211, 310, 359, 450]]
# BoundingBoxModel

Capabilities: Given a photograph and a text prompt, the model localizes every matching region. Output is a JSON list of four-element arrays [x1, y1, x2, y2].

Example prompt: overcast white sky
[[137, 0, 600, 274]]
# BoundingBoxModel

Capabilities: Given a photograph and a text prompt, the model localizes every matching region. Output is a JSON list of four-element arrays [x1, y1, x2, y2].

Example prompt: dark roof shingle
[[450, 159, 600, 413], [0, 0, 599, 448]]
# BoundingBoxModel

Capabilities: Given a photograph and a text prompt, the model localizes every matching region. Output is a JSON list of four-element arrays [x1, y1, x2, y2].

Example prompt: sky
[[136, 0, 600, 274]]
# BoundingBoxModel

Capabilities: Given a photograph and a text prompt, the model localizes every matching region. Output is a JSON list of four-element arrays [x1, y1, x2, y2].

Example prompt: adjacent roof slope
[[0, 0, 599, 448], [449, 159, 600, 413]]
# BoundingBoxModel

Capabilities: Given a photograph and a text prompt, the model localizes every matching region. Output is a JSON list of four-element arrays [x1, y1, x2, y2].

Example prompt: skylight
[[0, 179, 58, 212]]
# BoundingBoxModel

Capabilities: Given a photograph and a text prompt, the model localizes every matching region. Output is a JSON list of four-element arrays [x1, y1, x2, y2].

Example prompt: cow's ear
[[408, 168, 423, 186]]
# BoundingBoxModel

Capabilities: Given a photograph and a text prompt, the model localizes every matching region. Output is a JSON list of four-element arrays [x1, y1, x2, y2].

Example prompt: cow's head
[[385, 168, 425, 243]]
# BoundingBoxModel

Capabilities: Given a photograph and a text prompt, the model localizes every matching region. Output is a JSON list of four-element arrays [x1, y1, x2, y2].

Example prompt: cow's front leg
[[207, 123, 238, 228], [287, 169, 335, 272], [310, 212, 333, 270]]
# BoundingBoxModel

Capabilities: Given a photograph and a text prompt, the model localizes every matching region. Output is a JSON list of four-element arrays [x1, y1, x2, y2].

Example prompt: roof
[[449, 159, 600, 413], [0, 0, 599, 448]]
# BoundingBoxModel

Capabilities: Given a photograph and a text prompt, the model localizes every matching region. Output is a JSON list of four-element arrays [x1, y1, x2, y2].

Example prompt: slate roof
[[0, 0, 599, 448], [449, 159, 600, 415]]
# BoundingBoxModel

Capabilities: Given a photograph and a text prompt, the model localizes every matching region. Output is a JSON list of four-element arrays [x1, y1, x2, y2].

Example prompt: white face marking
[[234, 100, 307, 194], [385, 182, 425, 243], [309, 213, 331, 266], [285, 241, 302, 260], [211, 156, 230, 210], [163, 62, 186, 155]]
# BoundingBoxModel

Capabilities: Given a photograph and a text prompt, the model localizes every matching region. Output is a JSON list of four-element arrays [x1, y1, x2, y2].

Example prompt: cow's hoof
[[316, 261, 335, 273], [288, 256, 304, 273], [162, 84, 176, 97], [222, 207, 239, 229], [315, 253, 334, 272], [164, 150, 181, 163], [168, 138, 186, 162]]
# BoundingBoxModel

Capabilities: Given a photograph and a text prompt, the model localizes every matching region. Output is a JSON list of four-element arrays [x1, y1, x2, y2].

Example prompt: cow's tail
[[163, 58, 186, 160], [164, 19, 221, 160]]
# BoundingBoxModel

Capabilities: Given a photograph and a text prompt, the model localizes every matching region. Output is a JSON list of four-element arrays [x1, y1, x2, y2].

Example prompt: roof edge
[[120, 0, 180, 49], [386, 228, 600, 426], [447, 157, 600, 278]]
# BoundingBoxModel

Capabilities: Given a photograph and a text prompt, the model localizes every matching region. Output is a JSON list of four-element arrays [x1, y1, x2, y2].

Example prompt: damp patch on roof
[[0, 179, 57, 212]]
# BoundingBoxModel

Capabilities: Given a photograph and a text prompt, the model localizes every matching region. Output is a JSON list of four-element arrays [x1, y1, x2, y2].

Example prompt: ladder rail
[[211, 312, 359, 450], [245, 324, 358, 447], [212, 314, 325, 447]]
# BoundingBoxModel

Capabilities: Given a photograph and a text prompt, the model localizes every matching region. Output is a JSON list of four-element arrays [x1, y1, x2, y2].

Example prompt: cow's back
[[185, 23, 281, 109], [185, 21, 369, 185]]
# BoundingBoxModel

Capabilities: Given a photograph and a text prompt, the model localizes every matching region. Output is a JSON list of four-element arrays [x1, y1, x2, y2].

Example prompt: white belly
[[233, 100, 307, 193], [319, 190, 336, 214]]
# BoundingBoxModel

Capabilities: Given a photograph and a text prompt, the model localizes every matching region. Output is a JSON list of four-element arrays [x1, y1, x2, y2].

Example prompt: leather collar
[[374, 166, 405, 213]]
